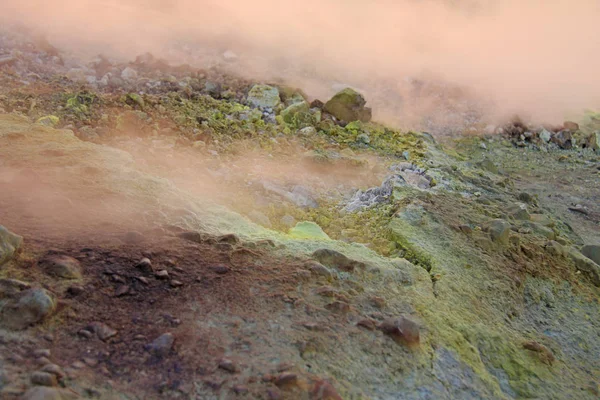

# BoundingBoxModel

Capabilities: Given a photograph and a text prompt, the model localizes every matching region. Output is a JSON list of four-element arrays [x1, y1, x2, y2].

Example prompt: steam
[[3, 0, 600, 125]]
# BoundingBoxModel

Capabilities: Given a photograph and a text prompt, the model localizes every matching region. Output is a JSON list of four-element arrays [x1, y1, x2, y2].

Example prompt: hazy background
[[3, 0, 600, 127]]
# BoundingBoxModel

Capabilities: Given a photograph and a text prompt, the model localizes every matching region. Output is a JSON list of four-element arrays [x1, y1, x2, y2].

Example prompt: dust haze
[[3, 0, 599, 126]]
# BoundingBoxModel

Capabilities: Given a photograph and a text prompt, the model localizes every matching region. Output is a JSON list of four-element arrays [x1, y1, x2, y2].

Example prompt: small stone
[[66, 285, 85, 296], [136, 276, 149, 285], [71, 361, 86, 369], [0, 288, 56, 330], [324, 88, 371, 123], [115, 285, 130, 297], [177, 231, 202, 243], [0, 226, 23, 266], [523, 341, 555, 365], [357, 318, 376, 330], [539, 129, 552, 143], [136, 257, 153, 273], [378, 316, 420, 346], [78, 329, 93, 339], [169, 280, 183, 288], [121, 67, 138, 81], [0, 278, 30, 297], [232, 385, 248, 394], [267, 388, 282, 400], [87, 322, 117, 341], [33, 349, 51, 358], [31, 371, 57, 387], [155, 270, 169, 279], [312, 249, 365, 272], [488, 219, 511, 245], [306, 261, 333, 279], [325, 301, 350, 313], [146, 333, 174, 357], [40, 364, 65, 379], [39, 254, 82, 279], [247, 85, 280, 109], [210, 265, 230, 275], [370, 296, 386, 309], [357, 133, 371, 144], [311, 379, 343, 400], [218, 358, 237, 373], [217, 233, 239, 245], [274, 372, 298, 387], [581, 245, 600, 266], [36, 357, 51, 365], [82, 357, 98, 367]]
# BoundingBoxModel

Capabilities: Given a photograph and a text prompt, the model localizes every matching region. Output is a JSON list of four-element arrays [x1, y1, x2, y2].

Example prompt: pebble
[[83, 357, 98, 367], [40, 364, 65, 379], [378, 316, 420, 345], [169, 280, 183, 287], [210, 265, 230, 274], [146, 333, 175, 357], [66, 285, 85, 296], [87, 322, 118, 341], [30, 371, 57, 387], [266, 388, 282, 400], [136, 276, 149, 285], [136, 257, 153, 273], [232, 385, 248, 394], [357, 318, 376, 330], [33, 349, 51, 358], [115, 285, 130, 296], [218, 358, 237, 373], [274, 372, 298, 387], [312, 379, 343, 400], [36, 357, 51, 365], [71, 361, 86, 369], [78, 329, 93, 339], [155, 270, 169, 279]]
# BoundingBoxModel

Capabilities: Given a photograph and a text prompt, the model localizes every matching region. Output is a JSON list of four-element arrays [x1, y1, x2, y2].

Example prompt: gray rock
[[569, 248, 600, 286], [523, 221, 556, 240], [120, 67, 138, 81], [0, 225, 23, 266], [0, 278, 30, 298], [539, 129, 552, 143], [581, 245, 600, 266], [0, 288, 56, 330], [280, 101, 309, 124], [247, 85, 280, 109], [87, 322, 118, 341], [324, 88, 372, 122], [146, 333, 174, 357], [298, 126, 317, 136], [357, 133, 371, 144], [305, 261, 333, 279], [40, 364, 65, 379], [312, 249, 365, 272], [507, 203, 530, 221], [551, 130, 573, 149], [39, 254, 82, 279], [488, 219, 511, 245], [30, 371, 57, 387]]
